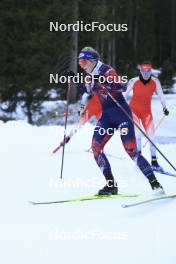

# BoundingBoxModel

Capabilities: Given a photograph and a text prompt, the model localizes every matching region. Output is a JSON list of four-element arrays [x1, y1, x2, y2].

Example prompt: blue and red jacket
[[80, 61, 126, 110]]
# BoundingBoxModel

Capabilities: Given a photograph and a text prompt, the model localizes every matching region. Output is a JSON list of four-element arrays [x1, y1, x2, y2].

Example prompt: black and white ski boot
[[151, 156, 164, 172], [98, 181, 118, 195], [148, 175, 165, 195]]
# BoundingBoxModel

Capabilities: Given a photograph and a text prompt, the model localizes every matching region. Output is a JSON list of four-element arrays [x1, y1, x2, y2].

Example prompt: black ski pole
[[102, 86, 176, 172], [60, 81, 71, 178]]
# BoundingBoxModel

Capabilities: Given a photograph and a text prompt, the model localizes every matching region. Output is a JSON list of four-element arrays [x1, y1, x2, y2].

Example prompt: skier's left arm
[[155, 79, 169, 116], [92, 69, 126, 93], [104, 69, 127, 92]]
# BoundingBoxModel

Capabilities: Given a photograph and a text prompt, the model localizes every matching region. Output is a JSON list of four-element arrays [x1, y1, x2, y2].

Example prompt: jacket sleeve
[[80, 92, 91, 107], [92, 68, 126, 93], [154, 78, 166, 108], [123, 78, 134, 99], [79, 75, 93, 95]]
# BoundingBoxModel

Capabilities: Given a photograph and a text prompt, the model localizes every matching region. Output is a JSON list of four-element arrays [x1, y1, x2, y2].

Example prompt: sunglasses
[[141, 71, 151, 76], [79, 59, 88, 66]]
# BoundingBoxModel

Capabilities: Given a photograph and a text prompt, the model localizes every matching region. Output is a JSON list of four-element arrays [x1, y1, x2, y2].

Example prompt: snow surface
[[0, 96, 176, 264]]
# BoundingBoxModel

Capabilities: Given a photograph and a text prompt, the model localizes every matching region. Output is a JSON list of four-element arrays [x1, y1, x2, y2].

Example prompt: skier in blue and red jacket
[[78, 46, 164, 195]]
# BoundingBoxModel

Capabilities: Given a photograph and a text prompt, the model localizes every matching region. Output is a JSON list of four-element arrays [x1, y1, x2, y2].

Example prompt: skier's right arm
[[79, 76, 93, 115], [79, 92, 92, 115], [154, 78, 169, 115], [123, 78, 135, 99]]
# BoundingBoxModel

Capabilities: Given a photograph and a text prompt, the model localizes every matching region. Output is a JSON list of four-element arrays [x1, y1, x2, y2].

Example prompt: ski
[[122, 194, 176, 208], [29, 193, 139, 205], [153, 167, 176, 177]]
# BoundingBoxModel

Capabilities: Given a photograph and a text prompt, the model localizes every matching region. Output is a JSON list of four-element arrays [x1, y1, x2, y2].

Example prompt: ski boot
[[98, 180, 118, 195], [151, 156, 164, 172], [148, 174, 165, 195]]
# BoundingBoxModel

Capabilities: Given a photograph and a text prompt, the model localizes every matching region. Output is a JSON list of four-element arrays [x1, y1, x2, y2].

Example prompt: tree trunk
[[69, 0, 79, 103], [171, 0, 176, 62], [112, 34, 116, 68], [107, 39, 112, 65], [111, 6, 116, 67], [133, 1, 138, 61], [100, 34, 104, 61], [128, 0, 133, 41], [26, 101, 33, 124]]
